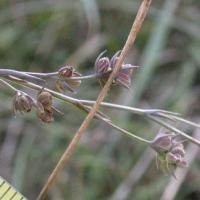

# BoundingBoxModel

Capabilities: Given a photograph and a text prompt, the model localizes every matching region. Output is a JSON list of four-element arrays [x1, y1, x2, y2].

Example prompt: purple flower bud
[[115, 64, 133, 89], [58, 66, 74, 78], [152, 129, 187, 175], [171, 143, 185, 158], [35, 92, 53, 123], [57, 66, 81, 93], [94, 50, 137, 89], [37, 91, 53, 111], [110, 51, 134, 89], [95, 57, 110, 74], [110, 50, 121, 68], [13, 91, 33, 114], [150, 129, 176, 154], [95, 51, 110, 74], [36, 108, 54, 123]]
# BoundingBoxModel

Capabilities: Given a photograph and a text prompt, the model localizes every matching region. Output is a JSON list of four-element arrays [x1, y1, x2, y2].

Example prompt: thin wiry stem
[[5, 76, 200, 137], [106, 120, 150, 144], [147, 115, 200, 146], [0, 78, 18, 92], [158, 113, 200, 129], [9, 77, 200, 147], [79, 99, 180, 116], [2, 77, 150, 143], [3, 76, 200, 145], [6, 77, 181, 119], [24, 65, 139, 80], [0, 69, 45, 85], [5, 77, 200, 143], [25, 71, 58, 78]]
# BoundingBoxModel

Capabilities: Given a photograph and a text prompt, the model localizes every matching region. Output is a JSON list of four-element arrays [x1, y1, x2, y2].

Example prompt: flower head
[[94, 50, 136, 89], [36, 108, 54, 123], [36, 91, 54, 123], [95, 50, 110, 74], [56, 66, 81, 93], [37, 91, 53, 111], [150, 129, 176, 154], [13, 91, 33, 114], [151, 128, 187, 176], [110, 51, 133, 89]]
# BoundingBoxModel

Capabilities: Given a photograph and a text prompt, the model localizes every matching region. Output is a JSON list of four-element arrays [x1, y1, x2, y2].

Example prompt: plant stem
[[7, 77, 179, 118], [25, 65, 139, 80], [0, 69, 45, 85], [0, 78, 18, 92], [148, 115, 200, 146], [25, 71, 58, 78], [79, 99, 179, 116], [36, 1, 152, 199], [106, 120, 150, 144], [7, 77, 199, 139], [158, 113, 200, 129]]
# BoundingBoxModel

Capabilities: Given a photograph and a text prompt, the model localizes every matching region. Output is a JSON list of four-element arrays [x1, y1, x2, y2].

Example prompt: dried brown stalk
[[36, 0, 152, 199]]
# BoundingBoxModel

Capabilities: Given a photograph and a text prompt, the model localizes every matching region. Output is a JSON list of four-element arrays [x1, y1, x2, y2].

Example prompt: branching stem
[[36, 0, 152, 199]]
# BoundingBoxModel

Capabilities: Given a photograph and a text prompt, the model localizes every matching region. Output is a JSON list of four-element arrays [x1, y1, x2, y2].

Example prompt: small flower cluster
[[150, 129, 187, 176], [55, 66, 81, 93], [36, 91, 55, 123], [13, 90, 61, 123], [95, 51, 137, 89], [13, 91, 33, 114]]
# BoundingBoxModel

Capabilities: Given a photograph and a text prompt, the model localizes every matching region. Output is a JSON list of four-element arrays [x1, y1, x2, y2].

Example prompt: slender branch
[[79, 99, 180, 116], [0, 69, 45, 85], [1, 78, 150, 143], [36, 1, 152, 199], [158, 113, 200, 129], [24, 65, 139, 80], [0, 78, 18, 92], [6, 77, 200, 141], [106, 120, 150, 144], [24, 71, 58, 78], [6, 77, 180, 118], [147, 115, 200, 146]]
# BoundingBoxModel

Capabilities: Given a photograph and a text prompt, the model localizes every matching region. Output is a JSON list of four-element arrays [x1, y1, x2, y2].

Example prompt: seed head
[[151, 128, 187, 176], [13, 91, 33, 114], [150, 129, 176, 154], [95, 51, 110, 74], [110, 51, 133, 89], [37, 91, 53, 111], [56, 66, 81, 93], [36, 108, 54, 123]]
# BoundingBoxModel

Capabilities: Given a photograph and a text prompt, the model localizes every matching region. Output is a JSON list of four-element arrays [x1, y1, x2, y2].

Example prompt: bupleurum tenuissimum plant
[[0, 0, 200, 200], [0, 51, 199, 173]]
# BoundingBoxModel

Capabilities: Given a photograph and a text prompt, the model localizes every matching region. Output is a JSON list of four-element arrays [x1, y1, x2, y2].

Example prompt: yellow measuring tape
[[0, 176, 27, 200]]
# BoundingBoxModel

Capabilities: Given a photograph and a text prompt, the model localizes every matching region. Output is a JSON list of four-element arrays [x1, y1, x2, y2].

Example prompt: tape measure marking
[[0, 181, 5, 187], [0, 177, 27, 200], [10, 191, 17, 200], [1, 185, 11, 199], [7, 190, 17, 200]]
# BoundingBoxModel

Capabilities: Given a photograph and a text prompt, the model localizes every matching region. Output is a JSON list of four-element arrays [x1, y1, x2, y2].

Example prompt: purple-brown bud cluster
[[56, 66, 81, 93], [36, 91, 54, 123], [12, 90, 62, 123], [95, 51, 136, 89], [150, 129, 187, 176], [13, 91, 34, 114]]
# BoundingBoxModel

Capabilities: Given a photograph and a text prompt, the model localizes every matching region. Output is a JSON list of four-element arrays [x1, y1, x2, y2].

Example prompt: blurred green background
[[0, 0, 200, 199]]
